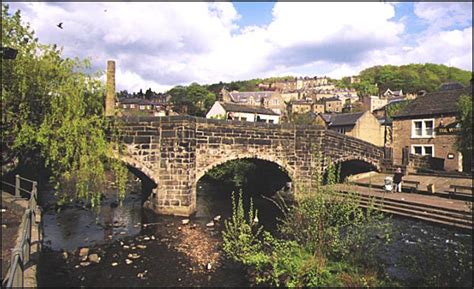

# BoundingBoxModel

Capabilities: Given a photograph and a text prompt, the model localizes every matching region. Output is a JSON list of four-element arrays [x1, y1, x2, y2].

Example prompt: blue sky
[[5, 2, 472, 92], [233, 2, 275, 27]]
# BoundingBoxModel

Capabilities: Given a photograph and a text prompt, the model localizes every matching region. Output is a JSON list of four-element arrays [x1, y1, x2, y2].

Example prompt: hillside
[[357, 63, 472, 94]]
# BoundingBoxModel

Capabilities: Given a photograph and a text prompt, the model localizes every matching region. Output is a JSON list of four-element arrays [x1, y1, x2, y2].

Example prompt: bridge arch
[[196, 154, 295, 183], [331, 156, 381, 172], [323, 156, 380, 183]]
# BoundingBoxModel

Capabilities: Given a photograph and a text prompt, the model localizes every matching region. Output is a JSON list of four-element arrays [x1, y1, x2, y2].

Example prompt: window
[[130, 104, 136, 109], [412, 119, 435, 138], [411, 145, 434, 157], [139, 105, 146, 110], [122, 104, 128, 109]]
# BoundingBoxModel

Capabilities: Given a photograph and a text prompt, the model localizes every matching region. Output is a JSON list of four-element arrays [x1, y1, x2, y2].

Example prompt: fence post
[[15, 174, 20, 197], [31, 181, 38, 209]]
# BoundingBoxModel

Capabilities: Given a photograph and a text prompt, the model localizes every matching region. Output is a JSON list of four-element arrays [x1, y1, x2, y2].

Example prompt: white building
[[206, 101, 280, 124], [362, 95, 388, 112]]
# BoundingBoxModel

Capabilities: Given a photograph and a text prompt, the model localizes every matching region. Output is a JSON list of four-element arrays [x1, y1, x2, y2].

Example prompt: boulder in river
[[206, 221, 214, 228], [80, 261, 91, 267], [79, 247, 89, 257], [213, 215, 221, 222], [181, 219, 190, 225], [88, 254, 100, 263], [125, 259, 133, 265], [128, 253, 141, 259]]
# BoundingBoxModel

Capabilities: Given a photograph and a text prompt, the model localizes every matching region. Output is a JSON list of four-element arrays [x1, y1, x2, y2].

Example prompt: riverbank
[[35, 179, 472, 287]]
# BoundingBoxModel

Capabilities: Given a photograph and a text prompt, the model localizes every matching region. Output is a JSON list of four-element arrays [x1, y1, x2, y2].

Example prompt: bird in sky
[[57, 22, 63, 29]]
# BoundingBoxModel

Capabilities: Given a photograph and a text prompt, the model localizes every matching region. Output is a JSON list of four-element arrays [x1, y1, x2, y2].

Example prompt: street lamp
[[1, 47, 18, 60]]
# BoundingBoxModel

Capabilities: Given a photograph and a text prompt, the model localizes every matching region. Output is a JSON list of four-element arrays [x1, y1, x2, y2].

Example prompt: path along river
[[37, 178, 472, 287]]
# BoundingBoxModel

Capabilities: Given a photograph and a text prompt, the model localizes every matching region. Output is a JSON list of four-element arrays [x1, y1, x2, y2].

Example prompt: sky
[[5, 2, 473, 93]]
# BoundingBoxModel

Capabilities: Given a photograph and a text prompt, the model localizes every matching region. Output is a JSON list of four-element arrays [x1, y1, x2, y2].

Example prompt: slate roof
[[323, 97, 341, 102], [118, 98, 158, 105], [291, 99, 313, 105], [392, 84, 471, 119], [320, 112, 365, 127], [220, 102, 279, 115], [229, 91, 276, 103]]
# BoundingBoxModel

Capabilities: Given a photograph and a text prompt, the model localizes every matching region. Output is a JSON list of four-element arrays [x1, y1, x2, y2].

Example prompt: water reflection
[[42, 190, 143, 251]]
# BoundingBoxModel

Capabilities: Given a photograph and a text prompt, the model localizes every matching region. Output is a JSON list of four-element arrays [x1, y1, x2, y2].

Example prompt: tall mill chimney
[[105, 60, 116, 116]]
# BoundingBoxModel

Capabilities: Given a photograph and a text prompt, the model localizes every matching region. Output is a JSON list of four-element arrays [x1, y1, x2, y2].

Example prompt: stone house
[[116, 97, 172, 116], [391, 82, 471, 172], [361, 95, 388, 112], [290, 99, 325, 114], [324, 97, 343, 113], [206, 101, 280, 124], [220, 89, 285, 116], [316, 111, 385, 146]]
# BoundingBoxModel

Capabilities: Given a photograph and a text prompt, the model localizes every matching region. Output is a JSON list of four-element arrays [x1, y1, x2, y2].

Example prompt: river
[[37, 178, 472, 287]]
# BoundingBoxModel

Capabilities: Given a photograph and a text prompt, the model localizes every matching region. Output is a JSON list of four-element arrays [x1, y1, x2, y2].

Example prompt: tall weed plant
[[222, 144, 392, 286]]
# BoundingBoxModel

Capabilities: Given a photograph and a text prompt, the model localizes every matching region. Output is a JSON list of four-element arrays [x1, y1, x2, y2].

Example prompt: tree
[[1, 4, 127, 207], [456, 94, 472, 171], [359, 64, 471, 94], [168, 83, 216, 116]]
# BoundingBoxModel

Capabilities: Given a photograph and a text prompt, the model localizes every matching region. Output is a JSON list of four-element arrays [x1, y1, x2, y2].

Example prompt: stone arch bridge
[[113, 115, 387, 216]]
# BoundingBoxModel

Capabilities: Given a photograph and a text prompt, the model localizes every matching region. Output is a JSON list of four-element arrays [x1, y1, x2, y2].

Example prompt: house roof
[[321, 112, 365, 127], [384, 88, 403, 97], [118, 98, 158, 105], [229, 91, 276, 103], [439, 82, 465, 91], [392, 84, 471, 119], [324, 97, 341, 102], [220, 102, 279, 116], [291, 99, 313, 105]]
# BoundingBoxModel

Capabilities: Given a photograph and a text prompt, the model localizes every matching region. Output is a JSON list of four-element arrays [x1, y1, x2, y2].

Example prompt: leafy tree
[[168, 83, 216, 116], [116, 90, 130, 99], [1, 4, 126, 207], [206, 159, 258, 190], [291, 112, 317, 125], [359, 64, 471, 94], [352, 81, 379, 97], [456, 94, 472, 171], [144, 87, 153, 99]]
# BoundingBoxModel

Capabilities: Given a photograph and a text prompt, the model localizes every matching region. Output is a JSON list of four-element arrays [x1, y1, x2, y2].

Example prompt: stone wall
[[392, 115, 461, 171], [113, 115, 385, 216]]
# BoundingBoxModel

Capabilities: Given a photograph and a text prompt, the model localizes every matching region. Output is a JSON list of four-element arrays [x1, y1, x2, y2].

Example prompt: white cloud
[[414, 2, 472, 30], [5, 2, 472, 91]]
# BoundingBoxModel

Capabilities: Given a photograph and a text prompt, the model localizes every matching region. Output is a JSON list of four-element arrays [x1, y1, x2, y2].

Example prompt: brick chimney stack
[[105, 60, 116, 116]]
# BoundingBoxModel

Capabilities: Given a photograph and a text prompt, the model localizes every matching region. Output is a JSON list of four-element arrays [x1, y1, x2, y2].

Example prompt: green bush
[[222, 156, 392, 287]]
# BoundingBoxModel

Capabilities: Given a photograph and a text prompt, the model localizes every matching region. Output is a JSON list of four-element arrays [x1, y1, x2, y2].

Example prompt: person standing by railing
[[393, 167, 404, 193]]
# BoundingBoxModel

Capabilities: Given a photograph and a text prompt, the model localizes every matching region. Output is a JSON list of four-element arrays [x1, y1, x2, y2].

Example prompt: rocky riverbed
[[37, 179, 472, 287]]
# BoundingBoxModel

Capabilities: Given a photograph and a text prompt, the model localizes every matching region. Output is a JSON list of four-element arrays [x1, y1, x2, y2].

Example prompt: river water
[[37, 178, 472, 287]]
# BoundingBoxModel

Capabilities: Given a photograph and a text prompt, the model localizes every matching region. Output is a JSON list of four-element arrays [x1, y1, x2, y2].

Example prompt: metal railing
[[2, 175, 39, 288]]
